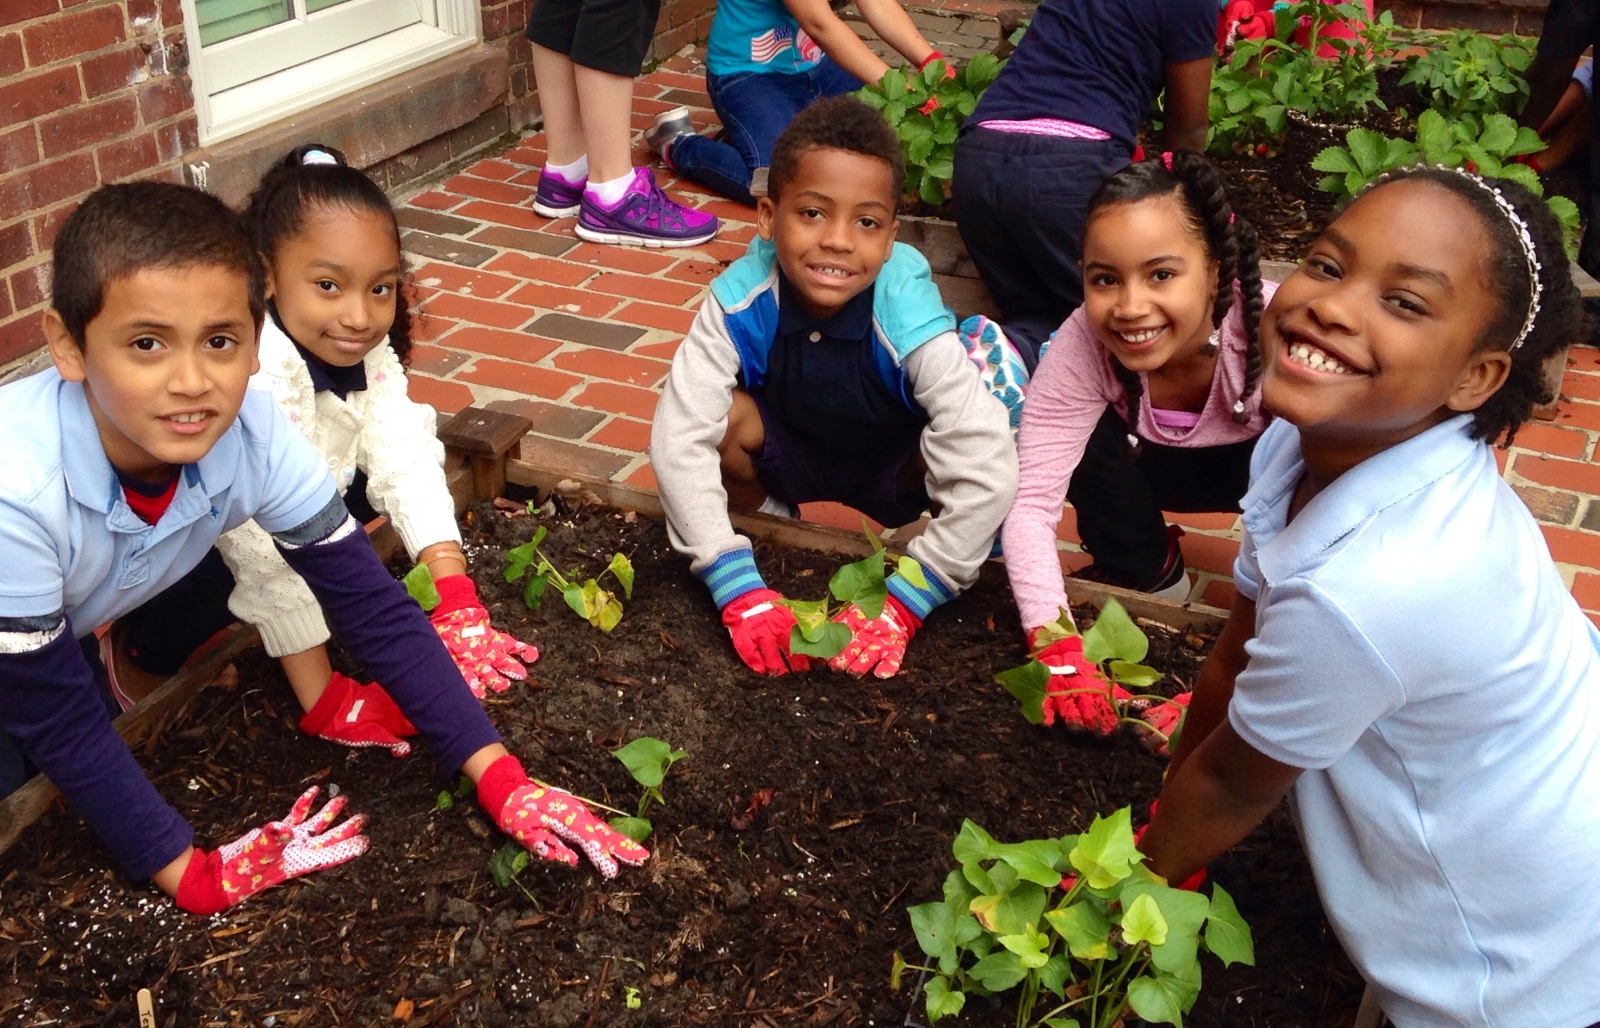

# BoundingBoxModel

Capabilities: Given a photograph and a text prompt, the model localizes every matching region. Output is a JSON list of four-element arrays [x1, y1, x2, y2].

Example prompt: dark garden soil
[[1, 502, 1365, 1028]]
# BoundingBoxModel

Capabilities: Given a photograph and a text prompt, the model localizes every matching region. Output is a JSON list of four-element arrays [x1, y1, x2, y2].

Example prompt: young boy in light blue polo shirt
[[0, 183, 645, 916], [1138, 169, 1600, 1027]]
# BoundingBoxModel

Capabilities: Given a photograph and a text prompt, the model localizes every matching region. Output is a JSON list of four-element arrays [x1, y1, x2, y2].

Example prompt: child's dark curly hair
[[768, 95, 906, 204], [1348, 166, 1584, 447], [1084, 151, 1265, 451], [242, 143, 413, 365]]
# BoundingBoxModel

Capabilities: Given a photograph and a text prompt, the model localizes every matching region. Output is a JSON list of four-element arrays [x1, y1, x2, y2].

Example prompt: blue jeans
[[668, 58, 862, 206]]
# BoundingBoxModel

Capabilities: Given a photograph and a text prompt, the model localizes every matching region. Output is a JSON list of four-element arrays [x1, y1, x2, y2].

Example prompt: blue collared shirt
[[0, 369, 337, 635], [1229, 416, 1600, 1028]]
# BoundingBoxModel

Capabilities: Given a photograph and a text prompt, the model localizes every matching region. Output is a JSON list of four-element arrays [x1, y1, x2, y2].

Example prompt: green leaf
[[829, 550, 888, 619], [909, 901, 979, 974], [1038, 952, 1072, 998], [1106, 660, 1163, 687], [612, 736, 686, 789], [608, 816, 653, 843], [782, 597, 832, 641], [1044, 1020, 1081, 1028], [1120, 892, 1169, 947], [997, 923, 1051, 968], [623, 985, 641, 1010], [1124, 884, 1210, 974], [922, 976, 966, 1023], [969, 881, 1046, 936], [1345, 128, 1383, 175], [964, 53, 1002, 93], [943, 867, 978, 909], [1068, 807, 1142, 889], [1079, 598, 1148, 665], [1127, 972, 1190, 1026], [789, 620, 853, 659], [1416, 108, 1451, 156], [593, 595, 624, 633], [880, 68, 906, 95], [1345, 168, 1366, 199], [1310, 146, 1359, 174], [995, 658, 1050, 725], [967, 949, 1029, 992], [952, 819, 1001, 866], [896, 555, 930, 590], [523, 571, 550, 610], [1478, 112, 1516, 153], [505, 538, 538, 583], [1494, 161, 1542, 195], [606, 552, 635, 599], [562, 582, 589, 619], [1507, 126, 1547, 157], [403, 563, 440, 611], [1203, 883, 1256, 967], [1045, 900, 1112, 960], [436, 790, 454, 811], [489, 840, 526, 888], [920, 170, 947, 207], [889, 950, 908, 991]]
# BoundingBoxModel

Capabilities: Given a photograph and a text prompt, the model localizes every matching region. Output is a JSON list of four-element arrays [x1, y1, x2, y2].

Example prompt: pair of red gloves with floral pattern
[[721, 588, 919, 681]]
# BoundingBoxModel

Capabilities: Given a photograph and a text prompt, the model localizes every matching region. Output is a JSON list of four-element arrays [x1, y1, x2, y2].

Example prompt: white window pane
[[197, 0, 292, 46]]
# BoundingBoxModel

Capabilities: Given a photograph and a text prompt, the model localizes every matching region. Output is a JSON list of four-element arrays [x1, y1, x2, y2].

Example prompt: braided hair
[[1345, 166, 1584, 447], [1083, 150, 1265, 453], [242, 143, 413, 365]]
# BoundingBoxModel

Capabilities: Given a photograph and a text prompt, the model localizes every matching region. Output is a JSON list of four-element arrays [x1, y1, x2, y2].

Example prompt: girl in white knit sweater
[[102, 145, 536, 756]]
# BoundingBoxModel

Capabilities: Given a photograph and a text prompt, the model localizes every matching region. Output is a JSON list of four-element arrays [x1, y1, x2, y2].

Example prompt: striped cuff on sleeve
[[696, 548, 767, 609], [886, 568, 957, 621]]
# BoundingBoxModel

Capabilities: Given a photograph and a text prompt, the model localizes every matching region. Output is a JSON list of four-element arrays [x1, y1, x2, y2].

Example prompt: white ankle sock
[[545, 155, 588, 182], [586, 171, 637, 207]]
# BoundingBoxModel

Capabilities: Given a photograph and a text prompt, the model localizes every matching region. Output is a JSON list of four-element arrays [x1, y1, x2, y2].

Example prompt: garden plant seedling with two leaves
[[996, 599, 1186, 751], [503, 523, 635, 632], [608, 736, 687, 844], [781, 524, 931, 661], [892, 810, 1254, 1027]]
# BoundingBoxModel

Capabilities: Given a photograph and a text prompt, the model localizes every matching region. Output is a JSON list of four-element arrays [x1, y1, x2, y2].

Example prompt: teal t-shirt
[[706, 0, 822, 76]]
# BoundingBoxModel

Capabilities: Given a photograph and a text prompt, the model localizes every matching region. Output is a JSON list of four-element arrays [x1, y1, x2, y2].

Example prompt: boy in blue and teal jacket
[[651, 97, 1017, 680]]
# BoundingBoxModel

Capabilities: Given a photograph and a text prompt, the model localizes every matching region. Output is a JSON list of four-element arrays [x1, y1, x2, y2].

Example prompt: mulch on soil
[[0, 502, 1364, 1027]]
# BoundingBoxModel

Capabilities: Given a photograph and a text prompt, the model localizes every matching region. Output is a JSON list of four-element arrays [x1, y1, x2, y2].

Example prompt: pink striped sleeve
[[1001, 311, 1123, 633]]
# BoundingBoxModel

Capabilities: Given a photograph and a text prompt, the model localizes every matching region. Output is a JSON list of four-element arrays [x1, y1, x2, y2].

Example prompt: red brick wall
[[1376, 0, 1547, 34], [0, 0, 194, 368], [0, 0, 717, 370]]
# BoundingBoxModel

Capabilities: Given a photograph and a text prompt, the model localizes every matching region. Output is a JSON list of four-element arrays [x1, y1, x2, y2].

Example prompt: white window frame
[[181, 0, 481, 145]]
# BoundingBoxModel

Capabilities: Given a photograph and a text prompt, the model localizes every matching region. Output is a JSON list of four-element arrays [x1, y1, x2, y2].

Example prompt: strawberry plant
[[503, 524, 635, 632], [608, 736, 687, 843], [857, 54, 1005, 206], [1207, 38, 1289, 156], [995, 600, 1185, 751], [781, 523, 930, 660], [1310, 110, 1581, 251], [891, 810, 1254, 1027]]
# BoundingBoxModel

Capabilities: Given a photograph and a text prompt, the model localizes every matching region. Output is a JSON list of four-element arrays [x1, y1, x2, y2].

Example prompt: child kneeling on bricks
[[1138, 169, 1600, 1027], [653, 95, 1018, 679], [97, 145, 537, 756], [0, 183, 647, 916]]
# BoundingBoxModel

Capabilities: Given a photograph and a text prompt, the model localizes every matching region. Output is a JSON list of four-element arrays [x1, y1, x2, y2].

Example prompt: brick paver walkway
[[394, 44, 1600, 628]]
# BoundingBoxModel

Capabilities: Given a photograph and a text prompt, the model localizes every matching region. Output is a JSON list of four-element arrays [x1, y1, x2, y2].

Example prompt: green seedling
[[892, 811, 1253, 1027], [995, 599, 1183, 750], [435, 774, 473, 811], [608, 736, 687, 843], [781, 522, 931, 660], [623, 986, 642, 1010], [403, 562, 441, 612], [504, 524, 635, 632]]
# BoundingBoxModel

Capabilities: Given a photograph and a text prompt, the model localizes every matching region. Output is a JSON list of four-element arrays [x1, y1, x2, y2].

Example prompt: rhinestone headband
[[1447, 166, 1542, 352]]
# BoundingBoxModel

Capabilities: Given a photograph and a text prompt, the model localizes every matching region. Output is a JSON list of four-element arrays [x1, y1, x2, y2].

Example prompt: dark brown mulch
[[0, 502, 1364, 1028]]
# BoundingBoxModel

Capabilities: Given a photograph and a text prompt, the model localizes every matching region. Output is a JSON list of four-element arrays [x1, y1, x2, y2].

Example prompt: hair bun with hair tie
[[300, 148, 340, 167]]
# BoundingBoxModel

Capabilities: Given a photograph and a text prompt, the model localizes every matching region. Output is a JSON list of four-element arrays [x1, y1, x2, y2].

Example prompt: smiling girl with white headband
[[1135, 165, 1600, 1028]]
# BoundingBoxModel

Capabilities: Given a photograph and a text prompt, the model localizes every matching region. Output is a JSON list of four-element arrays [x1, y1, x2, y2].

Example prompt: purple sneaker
[[575, 167, 719, 248], [533, 168, 585, 218]]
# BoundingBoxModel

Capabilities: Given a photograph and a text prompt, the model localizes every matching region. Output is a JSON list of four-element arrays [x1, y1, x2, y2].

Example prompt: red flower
[[919, 96, 940, 116], [1465, 160, 1479, 174]]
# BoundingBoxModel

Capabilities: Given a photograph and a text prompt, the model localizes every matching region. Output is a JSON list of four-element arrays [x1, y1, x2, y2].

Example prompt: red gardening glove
[[431, 574, 539, 699], [722, 589, 811, 676], [477, 755, 649, 879], [829, 595, 919, 679], [1138, 692, 1191, 757], [1134, 801, 1207, 892], [174, 786, 369, 914], [298, 671, 417, 757], [1032, 631, 1130, 734]]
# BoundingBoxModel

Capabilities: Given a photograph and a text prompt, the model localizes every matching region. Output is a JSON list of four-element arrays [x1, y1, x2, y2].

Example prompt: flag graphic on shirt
[[796, 28, 820, 63], [750, 25, 794, 63]]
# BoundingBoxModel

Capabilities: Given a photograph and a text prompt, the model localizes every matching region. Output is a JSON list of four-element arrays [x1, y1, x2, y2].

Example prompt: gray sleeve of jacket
[[650, 296, 755, 574], [901, 330, 1019, 593]]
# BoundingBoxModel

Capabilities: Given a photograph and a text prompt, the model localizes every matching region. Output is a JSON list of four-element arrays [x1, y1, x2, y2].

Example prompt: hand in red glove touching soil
[[431, 574, 539, 699], [722, 589, 811, 676], [1031, 632, 1129, 734]]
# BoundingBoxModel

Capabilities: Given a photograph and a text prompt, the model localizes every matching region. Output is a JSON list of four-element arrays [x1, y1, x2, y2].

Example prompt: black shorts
[[526, 0, 662, 76], [750, 394, 930, 529]]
